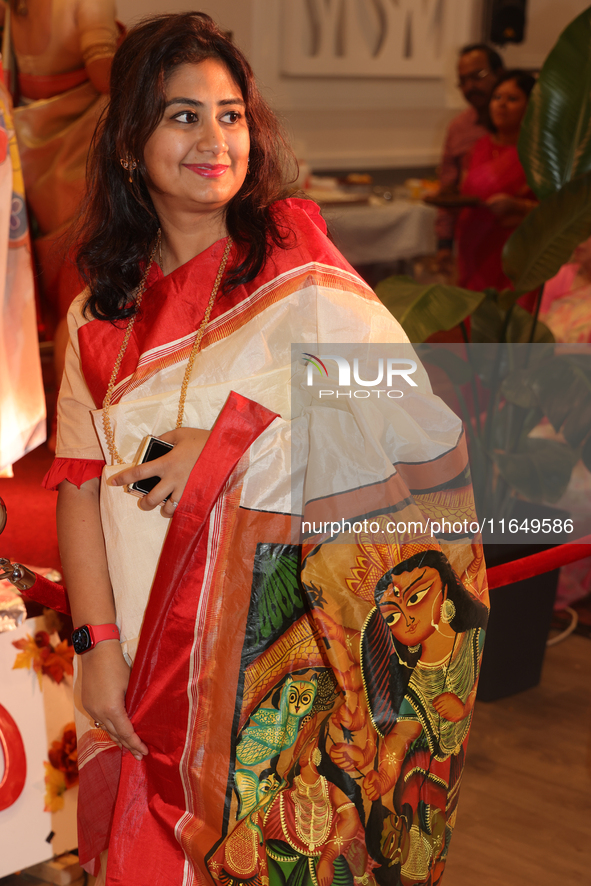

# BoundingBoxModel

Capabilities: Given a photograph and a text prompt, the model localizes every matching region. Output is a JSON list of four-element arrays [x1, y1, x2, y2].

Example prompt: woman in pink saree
[[455, 70, 537, 295]]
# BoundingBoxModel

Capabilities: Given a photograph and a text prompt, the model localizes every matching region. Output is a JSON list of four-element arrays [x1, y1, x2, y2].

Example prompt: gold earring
[[120, 154, 138, 183], [440, 599, 456, 624], [311, 747, 322, 766]]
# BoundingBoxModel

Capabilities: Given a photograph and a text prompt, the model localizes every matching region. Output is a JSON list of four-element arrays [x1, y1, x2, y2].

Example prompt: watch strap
[[88, 623, 120, 645], [72, 622, 119, 654]]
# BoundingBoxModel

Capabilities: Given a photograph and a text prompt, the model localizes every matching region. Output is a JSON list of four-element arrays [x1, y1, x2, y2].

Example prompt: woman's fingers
[[110, 427, 211, 513], [111, 454, 170, 490], [89, 697, 149, 759], [111, 458, 178, 513], [137, 479, 175, 512], [81, 642, 148, 759], [160, 495, 180, 517], [100, 710, 149, 760]]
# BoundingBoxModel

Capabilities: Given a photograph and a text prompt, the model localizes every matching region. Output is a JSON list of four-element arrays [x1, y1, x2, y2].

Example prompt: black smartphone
[[127, 436, 174, 498]]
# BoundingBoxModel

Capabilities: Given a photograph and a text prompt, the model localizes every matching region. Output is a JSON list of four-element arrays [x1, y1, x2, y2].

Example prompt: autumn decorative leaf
[[12, 634, 44, 687], [44, 762, 67, 812], [43, 640, 75, 684], [12, 633, 74, 686], [48, 723, 78, 787]]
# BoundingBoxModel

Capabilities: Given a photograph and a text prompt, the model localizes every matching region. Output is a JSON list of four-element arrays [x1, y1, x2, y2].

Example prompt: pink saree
[[456, 134, 535, 294]]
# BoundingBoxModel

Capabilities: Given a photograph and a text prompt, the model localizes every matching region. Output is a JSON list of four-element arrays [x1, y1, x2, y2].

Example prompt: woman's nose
[[197, 118, 227, 155]]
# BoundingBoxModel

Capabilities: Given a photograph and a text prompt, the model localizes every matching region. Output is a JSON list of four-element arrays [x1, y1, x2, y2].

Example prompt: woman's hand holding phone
[[111, 427, 210, 516]]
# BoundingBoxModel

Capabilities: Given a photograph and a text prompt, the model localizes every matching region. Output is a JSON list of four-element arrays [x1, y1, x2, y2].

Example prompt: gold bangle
[[335, 802, 355, 814]]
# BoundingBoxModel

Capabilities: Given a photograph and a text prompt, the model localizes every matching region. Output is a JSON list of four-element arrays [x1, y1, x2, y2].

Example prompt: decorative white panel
[[0, 618, 78, 878], [281, 0, 477, 78]]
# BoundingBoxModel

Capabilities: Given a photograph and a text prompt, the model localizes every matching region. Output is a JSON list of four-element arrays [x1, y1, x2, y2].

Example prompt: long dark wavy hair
[[76, 12, 297, 322]]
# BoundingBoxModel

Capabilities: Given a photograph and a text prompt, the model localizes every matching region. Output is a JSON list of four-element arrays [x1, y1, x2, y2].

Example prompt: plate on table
[[304, 189, 370, 206]]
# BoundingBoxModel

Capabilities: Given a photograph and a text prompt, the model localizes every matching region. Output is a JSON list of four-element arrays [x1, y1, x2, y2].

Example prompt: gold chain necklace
[[102, 233, 233, 465]]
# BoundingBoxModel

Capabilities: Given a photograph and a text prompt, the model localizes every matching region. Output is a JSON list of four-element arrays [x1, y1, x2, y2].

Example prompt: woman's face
[[378, 566, 444, 646], [143, 58, 250, 219], [489, 79, 529, 134]]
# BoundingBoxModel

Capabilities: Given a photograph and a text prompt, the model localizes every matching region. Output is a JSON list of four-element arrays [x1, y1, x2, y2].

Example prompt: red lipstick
[[183, 164, 229, 178]]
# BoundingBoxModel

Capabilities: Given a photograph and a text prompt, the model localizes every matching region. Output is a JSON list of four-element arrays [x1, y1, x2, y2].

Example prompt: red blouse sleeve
[[42, 457, 105, 491]]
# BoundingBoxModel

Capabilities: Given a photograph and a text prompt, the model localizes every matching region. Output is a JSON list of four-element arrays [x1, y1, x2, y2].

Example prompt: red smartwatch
[[71, 623, 120, 654]]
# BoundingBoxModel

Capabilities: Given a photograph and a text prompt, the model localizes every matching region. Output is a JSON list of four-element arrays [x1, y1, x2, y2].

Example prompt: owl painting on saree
[[235, 675, 318, 766]]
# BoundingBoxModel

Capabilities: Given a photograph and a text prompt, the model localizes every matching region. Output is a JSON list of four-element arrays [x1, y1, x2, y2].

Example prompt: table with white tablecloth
[[319, 198, 437, 266]]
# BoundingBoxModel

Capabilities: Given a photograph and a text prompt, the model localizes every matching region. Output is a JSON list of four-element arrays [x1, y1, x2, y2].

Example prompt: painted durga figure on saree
[[208, 545, 488, 886]]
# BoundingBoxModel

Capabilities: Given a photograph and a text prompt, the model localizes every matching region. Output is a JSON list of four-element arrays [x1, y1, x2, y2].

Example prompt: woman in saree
[[0, 75, 46, 471], [455, 70, 537, 296], [43, 13, 489, 886], [2, 0, 121, 441]]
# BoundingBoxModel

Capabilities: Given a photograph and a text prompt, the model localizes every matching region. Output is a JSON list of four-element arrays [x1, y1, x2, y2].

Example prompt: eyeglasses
[[457, 69, 492, 87]]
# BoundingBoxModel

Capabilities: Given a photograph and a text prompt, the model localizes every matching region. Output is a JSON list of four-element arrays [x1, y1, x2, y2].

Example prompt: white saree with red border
[[45, 199, 488, 886]]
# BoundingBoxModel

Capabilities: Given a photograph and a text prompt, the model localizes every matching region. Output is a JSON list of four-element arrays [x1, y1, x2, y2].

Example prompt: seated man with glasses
[[435, 44, 504, 274]]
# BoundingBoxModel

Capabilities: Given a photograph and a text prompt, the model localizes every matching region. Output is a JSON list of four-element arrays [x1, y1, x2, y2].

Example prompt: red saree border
[[110, 263, 375, 406], [19, 68, 88, 100], [99, 393, 278, 884]]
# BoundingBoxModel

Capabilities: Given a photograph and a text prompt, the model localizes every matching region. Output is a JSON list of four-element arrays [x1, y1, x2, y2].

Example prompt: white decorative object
[[0, 618, 78, 878], [281, 0, 477, 78]]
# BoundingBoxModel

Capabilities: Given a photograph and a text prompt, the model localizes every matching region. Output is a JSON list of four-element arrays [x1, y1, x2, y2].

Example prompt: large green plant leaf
[[469, 297, 504, 342], [495, 438, 574, 503], [501, 369, 539, 409], [502, 171, 591, 291], [518, 6, 591, 198], [506, 305, 554, 343], [501, 354, 591, 444], [470, 296, 554, 343], [416, 345, 473, 385], [374, 277, 484, 343]]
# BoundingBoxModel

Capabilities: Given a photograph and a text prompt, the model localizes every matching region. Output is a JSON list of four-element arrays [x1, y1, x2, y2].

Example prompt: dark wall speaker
[[486, 0, 528, 45]]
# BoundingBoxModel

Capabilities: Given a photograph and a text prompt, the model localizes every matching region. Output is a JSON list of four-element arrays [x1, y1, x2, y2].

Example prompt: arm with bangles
[[310, 611, 379, 774], [316, 789, 363, 886], [77, 0, 119, 94], [310, 608, 362, 692], [363, 719, 422, 801]]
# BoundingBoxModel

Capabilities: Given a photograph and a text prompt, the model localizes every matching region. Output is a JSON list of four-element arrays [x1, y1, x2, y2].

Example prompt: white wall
[[501, 0, 589, 70], [115, 0, 590, 172]]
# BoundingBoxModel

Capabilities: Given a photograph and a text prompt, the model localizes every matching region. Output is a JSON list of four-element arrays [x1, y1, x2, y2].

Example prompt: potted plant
[[374, 7, 591, 697]]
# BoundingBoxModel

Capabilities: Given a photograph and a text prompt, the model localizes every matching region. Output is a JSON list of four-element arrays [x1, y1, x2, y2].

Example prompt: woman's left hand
[[485, 193, 521, 217], [485, 193, 535, 226], [111, 427, 210, 516]]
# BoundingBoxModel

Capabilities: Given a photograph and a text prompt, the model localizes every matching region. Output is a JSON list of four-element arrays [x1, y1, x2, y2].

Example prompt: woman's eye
[[174, 111, 198, 124], [407, 586, 431, 607], [222, 111, 242, 124], [385, 611, 401, 626]]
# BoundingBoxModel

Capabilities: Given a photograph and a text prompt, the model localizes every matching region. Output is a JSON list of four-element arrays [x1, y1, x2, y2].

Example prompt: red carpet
[[0, 444, 61, 572]]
